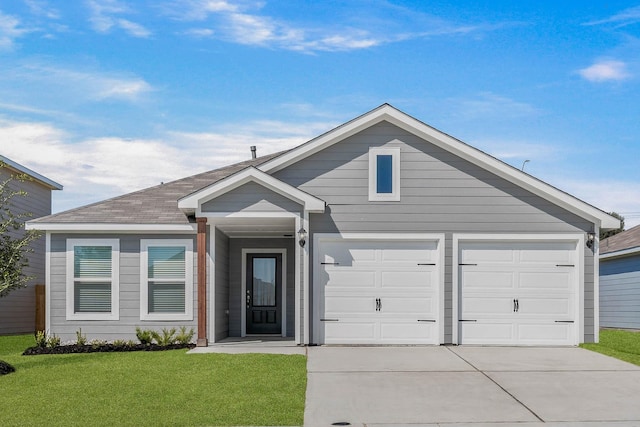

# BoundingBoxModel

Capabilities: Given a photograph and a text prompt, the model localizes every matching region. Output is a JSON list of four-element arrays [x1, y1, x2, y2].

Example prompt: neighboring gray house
[[27, 105, 619, 346], [599, 225, 640, 329], [1, 156, 62, 334]]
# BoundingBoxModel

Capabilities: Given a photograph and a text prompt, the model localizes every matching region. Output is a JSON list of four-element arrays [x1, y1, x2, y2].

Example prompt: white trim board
[[240, 248, 287, 338], [26, 223, 198, 232]]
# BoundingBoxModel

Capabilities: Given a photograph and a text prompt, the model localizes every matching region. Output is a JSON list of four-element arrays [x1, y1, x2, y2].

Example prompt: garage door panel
[[381, 242, 437, 262], [461, 246, 515, 264], [462, 271, 515, 290], [325, 270, 376, 288], [462, 296, 514, 317], [517, 297, 572, 317], [461, 321, 515, 344], [519, 271, 573, 291], [381, 270, 435, 288], [379, 296, 434, 316], [324, 296, 373, 315], [380, 321, 435, 344], [323, 321, 376, 344], [517, 322, 573, 345], [518, 243, 575, 263]]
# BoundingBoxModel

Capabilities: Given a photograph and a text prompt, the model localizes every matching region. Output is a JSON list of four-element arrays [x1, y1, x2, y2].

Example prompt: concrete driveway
[[304, 346, 640, 427]]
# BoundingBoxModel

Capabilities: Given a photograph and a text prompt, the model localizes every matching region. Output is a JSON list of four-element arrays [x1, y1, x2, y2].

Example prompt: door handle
[[515, 299, 519, 312], [513, 299, 516, 313], [375, 298, 380, 311]]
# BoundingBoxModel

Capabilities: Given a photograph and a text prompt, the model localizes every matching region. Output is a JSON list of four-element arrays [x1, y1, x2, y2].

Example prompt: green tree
[[0, 164, 42, 297], [600, 212, 625, 240]]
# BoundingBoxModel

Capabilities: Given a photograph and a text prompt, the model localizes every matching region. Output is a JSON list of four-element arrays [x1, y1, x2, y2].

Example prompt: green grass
[[581, 329, 640, 366], [0, 335, 306, 426]]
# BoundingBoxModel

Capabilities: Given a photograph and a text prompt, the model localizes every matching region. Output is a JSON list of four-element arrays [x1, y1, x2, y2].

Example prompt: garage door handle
[[459, 319, 477, 322], [555, 320, 574, 323], [417, 319, 436, 322], [417, 263, 436, 266], [320, 318, 339, 322], [459, 263, 478, 266], [556, 264, 574, 267], [321, 262, 339, 265]]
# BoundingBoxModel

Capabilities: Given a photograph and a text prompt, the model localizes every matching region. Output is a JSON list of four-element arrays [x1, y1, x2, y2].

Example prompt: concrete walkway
[[304, 346, 640, 427]]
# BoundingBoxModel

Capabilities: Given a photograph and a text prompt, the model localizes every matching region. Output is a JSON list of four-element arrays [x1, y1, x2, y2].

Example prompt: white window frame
[[368, 146, 400, 201], [66, 238, 120, 321], [140, 239, 194, 321]]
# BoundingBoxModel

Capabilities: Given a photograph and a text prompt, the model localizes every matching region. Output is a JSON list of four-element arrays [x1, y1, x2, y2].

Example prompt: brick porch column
[[196, 217, 208, 347]]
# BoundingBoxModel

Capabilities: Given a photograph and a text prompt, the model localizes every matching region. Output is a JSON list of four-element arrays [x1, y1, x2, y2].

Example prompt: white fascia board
[[258, 104, 618, 230], [0, 155, 63, 190], [178, 166, 325, 213], [25, 223, 197, 233], [600, 246, 640, 260]]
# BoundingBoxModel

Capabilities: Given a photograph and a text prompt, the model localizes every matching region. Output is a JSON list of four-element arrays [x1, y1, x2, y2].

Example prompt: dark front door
[[246, 253, 282, 334]]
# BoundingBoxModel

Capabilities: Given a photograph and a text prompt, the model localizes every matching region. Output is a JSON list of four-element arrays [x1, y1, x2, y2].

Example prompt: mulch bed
[[22, 343, 196, 356], [0, 360, 16, 375]]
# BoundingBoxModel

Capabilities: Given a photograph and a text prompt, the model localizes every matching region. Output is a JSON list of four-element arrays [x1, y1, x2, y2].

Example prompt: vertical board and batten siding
[[49, 234, 197, 342], [228, 238, 295, 337], [201, 182, 301, 213], [214, 228, 230, 341], [273, 121, 595, 344], [0, 169, 52, 334], [600, 255, 640, 329]]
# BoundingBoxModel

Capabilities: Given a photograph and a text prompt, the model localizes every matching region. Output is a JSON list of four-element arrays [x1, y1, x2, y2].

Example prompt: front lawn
[[0, 335, 306, 426], [581, 329, 640, 366]]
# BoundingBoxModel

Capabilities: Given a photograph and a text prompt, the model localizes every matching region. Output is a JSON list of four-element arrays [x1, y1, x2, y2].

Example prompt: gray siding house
[[27, 105, 619, 345], [599, 225, 640, 329], [1, 156, 62, 334]]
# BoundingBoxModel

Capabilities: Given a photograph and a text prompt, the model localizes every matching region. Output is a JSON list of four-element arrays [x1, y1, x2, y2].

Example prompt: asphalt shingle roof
[[30, 152, 284, 224], [600, 225, 640, 255]]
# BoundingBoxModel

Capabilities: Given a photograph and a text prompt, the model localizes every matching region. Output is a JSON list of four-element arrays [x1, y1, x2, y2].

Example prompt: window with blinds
[[66, 239, 119, 320], [140, 240, 193, 320]]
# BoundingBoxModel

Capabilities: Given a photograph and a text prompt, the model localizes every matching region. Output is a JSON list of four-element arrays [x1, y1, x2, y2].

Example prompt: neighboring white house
[[600, 225, 640, 330], [27, 104, 619, 345], [0, 156, 62, 335]]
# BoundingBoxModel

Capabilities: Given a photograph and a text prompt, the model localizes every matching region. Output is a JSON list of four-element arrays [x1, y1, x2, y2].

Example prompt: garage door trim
[[452, 233, 584, 345], [313, 233, 445, 345]]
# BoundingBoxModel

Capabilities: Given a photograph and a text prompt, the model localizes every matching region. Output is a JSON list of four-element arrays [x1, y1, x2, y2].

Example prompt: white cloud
[[449, 92, 541, 120], [24, 0, 61, 20], [583, 6, 640, 28], [86, 0, 151, 37], [578, 60, 631, 82], [0, 10, 28, 50], [12, 63, 153, 102], [473, 139, 562, 162], [0, 117, 331, 213]]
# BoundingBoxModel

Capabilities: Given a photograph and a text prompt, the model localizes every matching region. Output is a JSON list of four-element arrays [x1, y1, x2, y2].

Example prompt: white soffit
[[258, 104, 619, 230], [178, 166, 325, 213]]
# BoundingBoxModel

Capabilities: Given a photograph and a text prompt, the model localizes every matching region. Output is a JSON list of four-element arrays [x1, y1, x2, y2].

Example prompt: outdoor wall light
[[586, 232, 595, 249], [298, 227, 307, 248]]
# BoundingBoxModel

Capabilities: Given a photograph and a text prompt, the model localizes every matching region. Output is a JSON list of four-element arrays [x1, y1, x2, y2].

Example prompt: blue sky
[[1, 1, 639, 226]]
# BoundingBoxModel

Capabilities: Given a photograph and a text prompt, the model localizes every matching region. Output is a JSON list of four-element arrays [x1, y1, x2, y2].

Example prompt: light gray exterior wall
[[49, 233, 197, 342], [0, 168, 52, 334], [227, 238, 295, 337], [201, 182, 301, 213], [600, 255, 640, 329], [274, 121, 595, 344], [214, 228, 230, 341]]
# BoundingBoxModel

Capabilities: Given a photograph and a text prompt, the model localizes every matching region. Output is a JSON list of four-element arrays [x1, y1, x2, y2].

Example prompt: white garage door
[[316, 237, 441, 345], [458, 240, 578, 345]]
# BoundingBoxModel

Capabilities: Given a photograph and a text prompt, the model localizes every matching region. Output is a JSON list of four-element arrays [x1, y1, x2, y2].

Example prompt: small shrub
[[90, 339, 107, 349], [151, 328, 177, 346], [75, 328, 87, 346], [112, 339, 127, 347], [34, 331, 47, 348], [46, 334, 61, 348], [126, 340, 137, 347], [135, 327, 154, 345], [176, 326, 195, 345], [0, 360, 15, 375]]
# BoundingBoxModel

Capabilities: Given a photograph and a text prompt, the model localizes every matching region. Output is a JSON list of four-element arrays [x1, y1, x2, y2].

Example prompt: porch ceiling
[[212, 217, 296, 238]]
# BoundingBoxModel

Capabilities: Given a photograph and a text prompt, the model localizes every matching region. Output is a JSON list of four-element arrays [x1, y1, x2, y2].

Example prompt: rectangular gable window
[[141, 239, 193, 321], [369, 147, 400, 201], [66, 239, 119, 320]]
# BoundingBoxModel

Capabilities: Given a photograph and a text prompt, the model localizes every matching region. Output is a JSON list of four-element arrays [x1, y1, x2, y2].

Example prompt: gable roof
[[178, 166, 325, 214], [27, 151, 284, 230], [259, 104, 620, 230], [600, 225, 640, 259], [1, 155, 63, 190]]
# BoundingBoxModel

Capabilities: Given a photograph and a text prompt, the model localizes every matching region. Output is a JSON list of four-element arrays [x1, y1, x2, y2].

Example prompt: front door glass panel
[[252, 257, 276, 307]]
